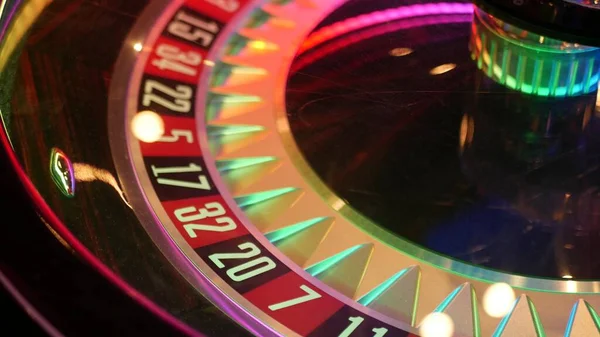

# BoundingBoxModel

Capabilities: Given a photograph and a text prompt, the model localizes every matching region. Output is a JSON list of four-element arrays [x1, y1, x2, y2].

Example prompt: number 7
[[268, 285, 321, 311]]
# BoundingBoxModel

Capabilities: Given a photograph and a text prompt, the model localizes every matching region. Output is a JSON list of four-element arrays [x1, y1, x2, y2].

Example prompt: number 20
[[209, 242, 276, 282]]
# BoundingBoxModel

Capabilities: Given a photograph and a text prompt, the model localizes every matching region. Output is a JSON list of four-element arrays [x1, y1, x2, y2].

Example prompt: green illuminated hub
[[470, 7, 600, 97]]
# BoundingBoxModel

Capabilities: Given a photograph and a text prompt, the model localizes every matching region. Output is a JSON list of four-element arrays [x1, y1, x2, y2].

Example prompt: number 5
[[159, 129, 194, 143]]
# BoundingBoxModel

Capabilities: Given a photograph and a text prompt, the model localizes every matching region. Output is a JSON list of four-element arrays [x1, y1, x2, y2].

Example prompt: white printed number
[[168, 11, 219, 47], [268, 285, 321, 311], [152, 43, 202, 76], [209, 242, 276, 282], [151, 163, 210, 190], [205, 0, 239, 12], [143, 80, 192, 113], [339, 317, 388, 337], [159, 129, 194, 143], [175, 201, 236, 238]]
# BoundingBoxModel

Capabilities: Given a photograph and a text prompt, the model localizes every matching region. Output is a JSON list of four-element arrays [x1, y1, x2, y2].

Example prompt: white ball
[[483, 282, 516, 318], [131, 110, 165, 143], [419, 312, 454, 337]]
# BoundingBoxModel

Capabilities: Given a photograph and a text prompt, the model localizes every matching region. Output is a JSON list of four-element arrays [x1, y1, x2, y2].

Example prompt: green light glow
[[492, 298, 519, 337], [477, 52, 600, 97], [358, 269, 409, 306], [216, 157, 276, 172], [431, 284, 481, 336], [493, 297, 545, 337], [225, 35, 248, 56], [434, 284, 463, 312], [471, 286, 482, 337], [564, 301, 579, 337], [211, 64, 231, 87], [265, 217, 329, 243], [585, 301, 600, 332], [527, 297, 546, 337], [207, 124, 265, 136], [234, 187, 298, 208], [246, 9, 271, 28], [305, 245, 363, 277], [210, 93, 261, 104]]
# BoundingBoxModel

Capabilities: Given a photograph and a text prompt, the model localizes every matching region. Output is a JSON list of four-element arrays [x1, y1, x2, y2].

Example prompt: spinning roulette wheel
[[1, 0, 600, 336]]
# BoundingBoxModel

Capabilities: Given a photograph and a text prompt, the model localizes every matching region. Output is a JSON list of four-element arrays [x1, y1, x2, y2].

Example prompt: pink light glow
[[299, 3, 474, 54], [292, 14, 471, 72]]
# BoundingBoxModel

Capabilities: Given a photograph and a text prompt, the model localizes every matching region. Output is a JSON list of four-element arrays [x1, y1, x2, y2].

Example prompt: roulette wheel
[[1, 0, 600, 336]]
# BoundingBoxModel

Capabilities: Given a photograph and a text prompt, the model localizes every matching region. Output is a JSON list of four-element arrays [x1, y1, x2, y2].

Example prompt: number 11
[[339, 316, 388, 337]]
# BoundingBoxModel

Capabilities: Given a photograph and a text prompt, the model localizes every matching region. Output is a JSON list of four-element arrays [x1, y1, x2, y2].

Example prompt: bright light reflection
[[133, 42, 143, 52], [389, 47, 413, 57], [248, 40, 278, 51], [430, 63, 456, 75], [459, 114, 474, 153], [331, 198, 346, 211], [566, 280, 577, 293], [131, 110, 165, 143], [73, 163, 131, 208], [419, 312, 454, 337], [563, 275, 573, 279], [483, 282, 516, 318]]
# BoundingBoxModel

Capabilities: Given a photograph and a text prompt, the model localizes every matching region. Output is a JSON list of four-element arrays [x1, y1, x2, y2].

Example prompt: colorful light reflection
[[50, 147, 75, 197], [470, 7, 600, 97]]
